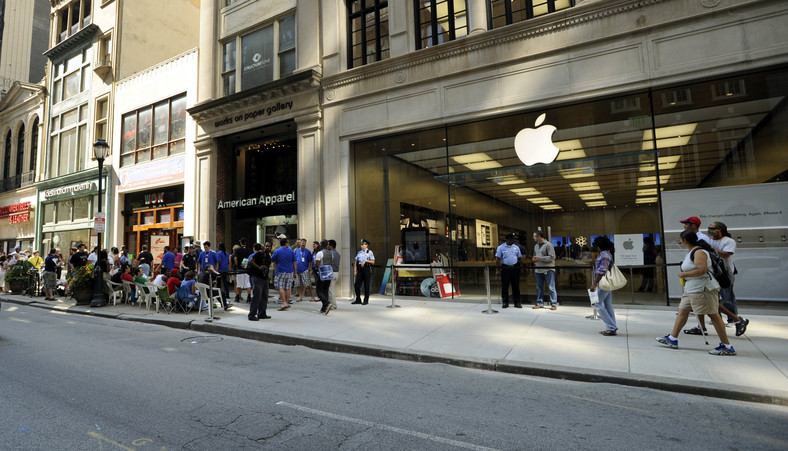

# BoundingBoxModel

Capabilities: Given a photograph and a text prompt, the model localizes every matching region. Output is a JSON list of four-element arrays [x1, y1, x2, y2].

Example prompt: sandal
[[277, 305, 290, 311], [600, 330, 617, 336], [683, 327, 705, 335]]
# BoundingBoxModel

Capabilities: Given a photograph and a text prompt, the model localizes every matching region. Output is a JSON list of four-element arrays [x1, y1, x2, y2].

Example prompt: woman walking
[[590, 236, 618, 336]]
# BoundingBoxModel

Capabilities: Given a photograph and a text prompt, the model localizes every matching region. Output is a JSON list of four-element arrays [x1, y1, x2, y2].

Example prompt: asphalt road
[[2, 304, 788, 450]]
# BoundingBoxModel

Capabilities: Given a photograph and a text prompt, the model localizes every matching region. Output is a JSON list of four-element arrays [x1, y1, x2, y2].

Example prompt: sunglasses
[[707, 227, 719, 230]]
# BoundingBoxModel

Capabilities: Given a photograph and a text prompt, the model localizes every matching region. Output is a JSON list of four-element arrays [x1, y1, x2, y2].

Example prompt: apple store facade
[[346, 66, 788, 303]]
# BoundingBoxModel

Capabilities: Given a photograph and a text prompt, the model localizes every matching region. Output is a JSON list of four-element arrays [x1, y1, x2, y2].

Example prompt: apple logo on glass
[[514, 113, 559, 166], [623, 239, 634, 250]]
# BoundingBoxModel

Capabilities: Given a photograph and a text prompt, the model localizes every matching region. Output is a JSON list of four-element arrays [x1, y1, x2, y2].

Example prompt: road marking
[[276, 401, 500, 451], [87, 431, 135, 450]]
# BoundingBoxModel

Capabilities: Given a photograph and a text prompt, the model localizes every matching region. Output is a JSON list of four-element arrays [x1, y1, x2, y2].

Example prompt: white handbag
[[598, 263, 627, 291]]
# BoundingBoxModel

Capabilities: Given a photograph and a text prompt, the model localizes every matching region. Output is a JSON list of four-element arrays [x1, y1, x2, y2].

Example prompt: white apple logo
[[514, 113, 559, 166]]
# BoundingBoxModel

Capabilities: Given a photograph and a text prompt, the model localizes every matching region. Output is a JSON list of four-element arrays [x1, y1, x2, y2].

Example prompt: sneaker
[[550, 305, 558, 310], [735, 318, 749, 337], [683, 327, 705, 335], [533, 305, 543, 309], [709, 343, 736, 356], [656, 335, 678, 349]]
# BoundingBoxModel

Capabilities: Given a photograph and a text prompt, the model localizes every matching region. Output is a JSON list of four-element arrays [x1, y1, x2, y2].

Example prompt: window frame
[[57, 0, 92, 44], [346, 0, 390, 69], [16, 124, 25, 177], [120, 94, 187, 168], [48, 104, 89, 178], [487, 0, 575, 30], [414, 0, 469, 50]]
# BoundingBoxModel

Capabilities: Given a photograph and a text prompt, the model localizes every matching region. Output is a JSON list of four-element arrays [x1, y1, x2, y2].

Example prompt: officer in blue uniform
[[496, 232, 524, 308], [352, 239, 376, 305]]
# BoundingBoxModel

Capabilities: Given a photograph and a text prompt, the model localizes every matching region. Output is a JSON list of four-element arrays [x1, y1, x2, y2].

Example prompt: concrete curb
[[5, 296, 787, 406]]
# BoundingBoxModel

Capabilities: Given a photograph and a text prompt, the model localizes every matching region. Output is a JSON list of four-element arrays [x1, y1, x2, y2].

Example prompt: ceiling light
[[570, 182, 600, 191], [510, 187, 542, 196], [579, 192, 605, 200], [636, 197, 659, 204], [637, 175, 671, 186], [636, 188, 658, 196], [554, 139, 586, 160], [585, 201, 607, 207], [528, 197, 553, 204], [464, 161, 502, 170], [642, 124, 697, 150], [493, 176, 525, 185], [639, 155, 682, 171], [541, 204, 562, 210], [559, 167, 594, 179], [452, 152, 502, 171]]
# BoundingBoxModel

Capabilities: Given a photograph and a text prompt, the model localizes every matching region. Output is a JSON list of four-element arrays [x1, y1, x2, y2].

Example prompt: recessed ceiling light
[[510, 187, 542, 196], [639, 155, 682, 171], [579, 192, 605, 200], [636, 188, 658, 196], [528, 197, 553, 204], [559, 167, 594, 179], [637, 175, 671, 186], [555, 139, 586, 160], [585, 201, 607, 207], [541, 204, 562, 210], [636, 197, 659, 204], [493, 176, 526, 185], [452, 152, 502, 171], [642, 124, 697, 150], [570, 182, 600, 191]]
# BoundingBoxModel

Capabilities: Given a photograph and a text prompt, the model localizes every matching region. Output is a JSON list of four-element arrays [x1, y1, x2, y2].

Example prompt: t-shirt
[[166, 276, 180, 295], [216, 251, 230, 271], [70, 251, 88, 268], [495, 243, 522, 266], [181, 253, 196, 271], [160, 252, 175, 271], [153, 274, 167, 287], [232, 246, 254, 272], [138, 251, 154, 266], [294, 248, 312, 273], [247, 250, 271, 279], [711, 236, 736, 279], [271, 246, 296, 274], [44, 254, 59, 272], [198, 250, 219, 271]]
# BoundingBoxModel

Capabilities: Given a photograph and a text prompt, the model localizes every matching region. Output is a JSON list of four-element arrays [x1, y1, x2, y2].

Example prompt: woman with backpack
[[656, 230, 735, 356]]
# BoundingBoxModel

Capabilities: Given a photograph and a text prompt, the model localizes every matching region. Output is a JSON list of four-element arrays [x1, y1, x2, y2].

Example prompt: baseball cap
[[679, 216, 701, 227]]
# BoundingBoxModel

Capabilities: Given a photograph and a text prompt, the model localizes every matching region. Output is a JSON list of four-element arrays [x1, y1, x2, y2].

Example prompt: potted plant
[[67, 263, 95, 305], [4, 260, 33, 294]]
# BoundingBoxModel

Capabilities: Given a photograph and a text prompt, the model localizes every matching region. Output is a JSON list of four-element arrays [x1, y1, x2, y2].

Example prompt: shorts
[[274, 272, 294, 290], [235, 273, 251, 289], [679, 288, 720, 315], [294, 271, 311, 287], [43, 271, 57, 289]]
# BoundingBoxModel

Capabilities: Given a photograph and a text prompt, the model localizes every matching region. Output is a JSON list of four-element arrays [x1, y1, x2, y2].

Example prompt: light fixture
[[452, 152, 502, 171], [636, 188, 658, 196], [642, 124, 697, 150], [554, 139, 586, 160], [541, 204, 562, 210], [559, 167, 594, 179], [570, 181, 600, 191], [510, 187, 542, 196], [636, 197, 659, 204], [93, 138, 109, 160], [528, 197, 553, 204], [579, 192, 605, 200], [637, 175, 671, 186], [585, 201, 607, 207], [639, 155, 682, 171], [493, 175, 525, 185]]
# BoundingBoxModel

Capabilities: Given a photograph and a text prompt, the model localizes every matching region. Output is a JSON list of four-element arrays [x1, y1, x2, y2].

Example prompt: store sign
[[212, 100, 294, 129], [118, 157, 185, 192], [217, 191, 296, 210], [43, 182, 96, 200], [0, 201, 32, 223], [145, 192, 166, 206], [514, 113, 560, 166]]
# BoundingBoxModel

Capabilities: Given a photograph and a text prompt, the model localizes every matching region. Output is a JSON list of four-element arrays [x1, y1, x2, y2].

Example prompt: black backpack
[[690, 248, 731, 289]]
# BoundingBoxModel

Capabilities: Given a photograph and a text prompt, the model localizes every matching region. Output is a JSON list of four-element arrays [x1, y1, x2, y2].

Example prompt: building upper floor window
[[3, 132, 11, 181], [415, 0, 468, 50], [30, 118, 39, 173], [49, 104, 89, 177], [57, 0, 92, 44], [488, 0, 574, 29], [347, 0, 389, 68], [15, 124, 25, 177], [120, 94, 186, 167], [222, 14, 296, 96], [52, 47, 92, 105]]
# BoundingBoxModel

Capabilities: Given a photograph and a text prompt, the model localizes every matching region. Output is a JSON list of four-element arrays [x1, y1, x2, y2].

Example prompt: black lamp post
[[91, 139, 109, 307]]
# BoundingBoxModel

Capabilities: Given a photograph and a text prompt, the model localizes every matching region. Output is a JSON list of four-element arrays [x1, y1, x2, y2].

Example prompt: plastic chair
[[105, 280, 125, 306], [195, 282, 222, 316], [145, 282, 166, 313], [121, 280, 136, 304], [135, 282, 154, 310]]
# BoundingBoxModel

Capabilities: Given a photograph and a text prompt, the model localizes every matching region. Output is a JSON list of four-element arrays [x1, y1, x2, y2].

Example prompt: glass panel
[[121, 153, 134, 167], [73, 196, 90, 219], [158, 210, 172, 224], [152, 102, 169, 145], [97, 99, 108, 119], [142, 211, 155, 225], [279, 49, 295, 78], [241, 25, 274, 90], [79, 104, 88, 121], [223, 72, 236, 96], [59, 128, 77, 175], [56, 200, 72, 222], [52, 115, 60, 131], [137, 107, 152, 149], [279, 15, 296, 51], [77, 124, 86, 171], [136, 149, 151, 164], [62, 109, 78, 128], [153, 144, 168, 159], [53, 80, 61, 105], [49, 136, 59, 176], [80, 67, 88, 92], [43, 202, 56, 224], [169, 139, 185, 155], [64, 72, 80, 99], [65, 52, 82, 73], [170, 96, 187, 140], [223, 40, 236, 72], [122, 113, 136, 154]]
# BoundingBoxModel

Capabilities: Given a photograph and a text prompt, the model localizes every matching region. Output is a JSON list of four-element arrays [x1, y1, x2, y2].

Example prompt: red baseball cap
[[679, 216, 701, 227]]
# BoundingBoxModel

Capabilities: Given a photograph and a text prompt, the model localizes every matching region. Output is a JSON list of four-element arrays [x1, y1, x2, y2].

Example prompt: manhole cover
[[181, 335, 224, 344]]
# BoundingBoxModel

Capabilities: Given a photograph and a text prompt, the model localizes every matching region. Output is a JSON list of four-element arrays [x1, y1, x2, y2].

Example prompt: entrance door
[[258, 215, 298, 244]]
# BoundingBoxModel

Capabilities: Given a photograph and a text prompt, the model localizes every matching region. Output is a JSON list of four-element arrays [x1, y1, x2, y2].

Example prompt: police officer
[[352, 239, 376, 305], [496, 232, 524, 308]]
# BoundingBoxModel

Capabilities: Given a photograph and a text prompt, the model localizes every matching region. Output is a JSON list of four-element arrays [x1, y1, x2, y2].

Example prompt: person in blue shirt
[[215, 242, 231, 304], [352, 239, 376, 305], [271, 238, 297, 310], [160, 246, 175, 274], [495, 233, 523, 308], [292, 238, 313, 302], [197, 241, 220, 276]]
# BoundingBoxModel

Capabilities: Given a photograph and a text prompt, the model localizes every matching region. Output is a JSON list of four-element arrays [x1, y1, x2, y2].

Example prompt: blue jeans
[[719, 286, 737, 320], [595, 288, 617, 331], [535, 271, 557, 306]]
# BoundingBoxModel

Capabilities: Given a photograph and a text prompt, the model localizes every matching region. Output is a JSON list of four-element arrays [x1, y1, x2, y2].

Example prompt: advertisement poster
[[613, 234, 643, 266], [241, 25, 274, 90], [150, 235, 169, 265], [475, 219, 496, 249]]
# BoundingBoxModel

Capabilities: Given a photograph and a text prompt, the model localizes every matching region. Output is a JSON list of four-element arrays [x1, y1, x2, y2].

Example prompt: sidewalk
[[3, 293, 787, 405]]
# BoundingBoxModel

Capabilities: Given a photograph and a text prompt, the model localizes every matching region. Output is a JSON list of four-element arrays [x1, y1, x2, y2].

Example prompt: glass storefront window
[[73, 197, 91, 219], [56, 200, 72, 222], [43, 202, 56, 224], [158, 210, 171, 223]]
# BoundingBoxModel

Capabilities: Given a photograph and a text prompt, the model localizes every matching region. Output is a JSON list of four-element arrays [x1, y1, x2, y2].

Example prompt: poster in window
[[402, 227, 429, 264], [241, 26, 274, 91], [122, 113, 136, 153]]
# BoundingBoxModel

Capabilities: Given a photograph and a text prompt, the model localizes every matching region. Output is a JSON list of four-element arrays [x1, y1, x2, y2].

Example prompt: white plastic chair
[[135, 282, 154, 310], [105, 280, 125, 306], [195, 282, 222, 316], [121, 279, 135, 304]]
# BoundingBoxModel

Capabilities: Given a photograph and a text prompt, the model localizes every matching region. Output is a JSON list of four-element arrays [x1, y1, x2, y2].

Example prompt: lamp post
[[91, 139, 109, 307]]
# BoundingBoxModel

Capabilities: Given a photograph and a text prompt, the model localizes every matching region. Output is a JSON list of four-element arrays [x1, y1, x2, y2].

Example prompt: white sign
[[475, 219, 496, 249], [514, 113, 560, 166], [150, 235, 169, 265], [94, 212, 106, 234], [613, 234, 643, 266]]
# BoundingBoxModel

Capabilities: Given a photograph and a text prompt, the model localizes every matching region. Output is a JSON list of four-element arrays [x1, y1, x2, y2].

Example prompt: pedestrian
[[70, 244, 88, 272], [231, 238, 253, 303], [246, 242, 272, 320], [327, 239, 341, 310], [180, 244, 197, 275], [160, 246, 175, 274], [271, 238, 297, 310], [293, 238, 313, 302], [495, 232, 523, 308], [352, 239, 375, 305], [310, 241, 321, 302], [137, 244, 154, 269], [43, 249, 61, 300], [590, 236, 618, 335], [637, 236, 657, 292], [532, 231, 558, 310], [216, 242, 231, 304], [173, 247, 183, 268], [314, 240, 334, 314], [679, 216, 712, 245], [197, 241, 219, 276], [656, 230, 736, 355]]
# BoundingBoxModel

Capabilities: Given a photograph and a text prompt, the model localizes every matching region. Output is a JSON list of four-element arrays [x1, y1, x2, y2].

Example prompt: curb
[[5, 296, 787, 406]]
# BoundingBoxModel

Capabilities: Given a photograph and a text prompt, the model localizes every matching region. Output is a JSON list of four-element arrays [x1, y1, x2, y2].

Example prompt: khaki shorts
[[679, 288, 720, 315]]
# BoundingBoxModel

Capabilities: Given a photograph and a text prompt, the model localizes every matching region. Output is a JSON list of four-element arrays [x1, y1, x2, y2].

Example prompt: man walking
[[532, 231, 558, 310], [495, 233, 523, 308], [328, 239, 341, 310], [292, 238, 313, 302], [231, 238, 253, 303], [680, 216, 712, 245]]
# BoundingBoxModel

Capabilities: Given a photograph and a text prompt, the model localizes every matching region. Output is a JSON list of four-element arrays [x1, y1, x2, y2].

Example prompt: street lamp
[[90, 139, 109, 307]]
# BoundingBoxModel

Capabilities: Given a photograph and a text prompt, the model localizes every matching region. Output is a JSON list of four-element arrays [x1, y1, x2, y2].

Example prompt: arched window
[[30, 118, 39, 173], [3, 131, 12, 181], [16, 124, 25, 177]]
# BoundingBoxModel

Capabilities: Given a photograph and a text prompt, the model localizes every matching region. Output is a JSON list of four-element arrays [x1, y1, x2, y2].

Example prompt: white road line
[[276, 401, 500, 451]]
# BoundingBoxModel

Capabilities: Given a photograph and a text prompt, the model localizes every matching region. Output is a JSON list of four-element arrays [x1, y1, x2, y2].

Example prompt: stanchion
[[205, 271, 219, 322], [482, 265, 498, 314], [387, 262, 400, 309]]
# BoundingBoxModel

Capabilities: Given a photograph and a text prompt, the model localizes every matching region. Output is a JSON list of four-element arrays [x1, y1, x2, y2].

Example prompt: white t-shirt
[[681, 248, 719, 293], [153, 274, 167, 287], [711, 236, 736, 279]]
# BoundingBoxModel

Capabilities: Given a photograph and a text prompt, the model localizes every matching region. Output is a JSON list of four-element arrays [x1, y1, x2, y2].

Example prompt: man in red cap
[[679, 216, 712, 245]]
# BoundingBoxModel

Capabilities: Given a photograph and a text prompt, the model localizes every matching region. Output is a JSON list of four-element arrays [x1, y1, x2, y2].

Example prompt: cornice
[[323, 0, 665, 91], [43, 24, 100, 60]]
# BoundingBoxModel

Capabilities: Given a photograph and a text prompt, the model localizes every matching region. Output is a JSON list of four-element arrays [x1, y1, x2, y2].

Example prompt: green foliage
[[67, 263, 95, 289], [4, 260, 34, 283]]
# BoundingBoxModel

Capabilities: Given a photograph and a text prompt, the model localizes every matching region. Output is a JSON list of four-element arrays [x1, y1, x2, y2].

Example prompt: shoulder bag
[[598, 261, 627, 291]]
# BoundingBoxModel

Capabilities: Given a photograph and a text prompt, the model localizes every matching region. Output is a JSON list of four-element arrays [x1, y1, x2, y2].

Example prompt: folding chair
[[152, 284, 176, 314], [105, 280, 125, 306], [195, 282, 223, 316], [176, 284, 198, 313]]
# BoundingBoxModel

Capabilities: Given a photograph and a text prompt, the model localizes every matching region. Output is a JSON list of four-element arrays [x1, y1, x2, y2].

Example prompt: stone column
[[295, 109, 323, 244], [197, 0, 216, 102], [193, 137, 216, 243], [468, 0, 488, 35]]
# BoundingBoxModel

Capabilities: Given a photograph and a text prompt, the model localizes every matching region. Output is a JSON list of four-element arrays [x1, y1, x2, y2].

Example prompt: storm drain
[[181, 335, 224, 344]]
